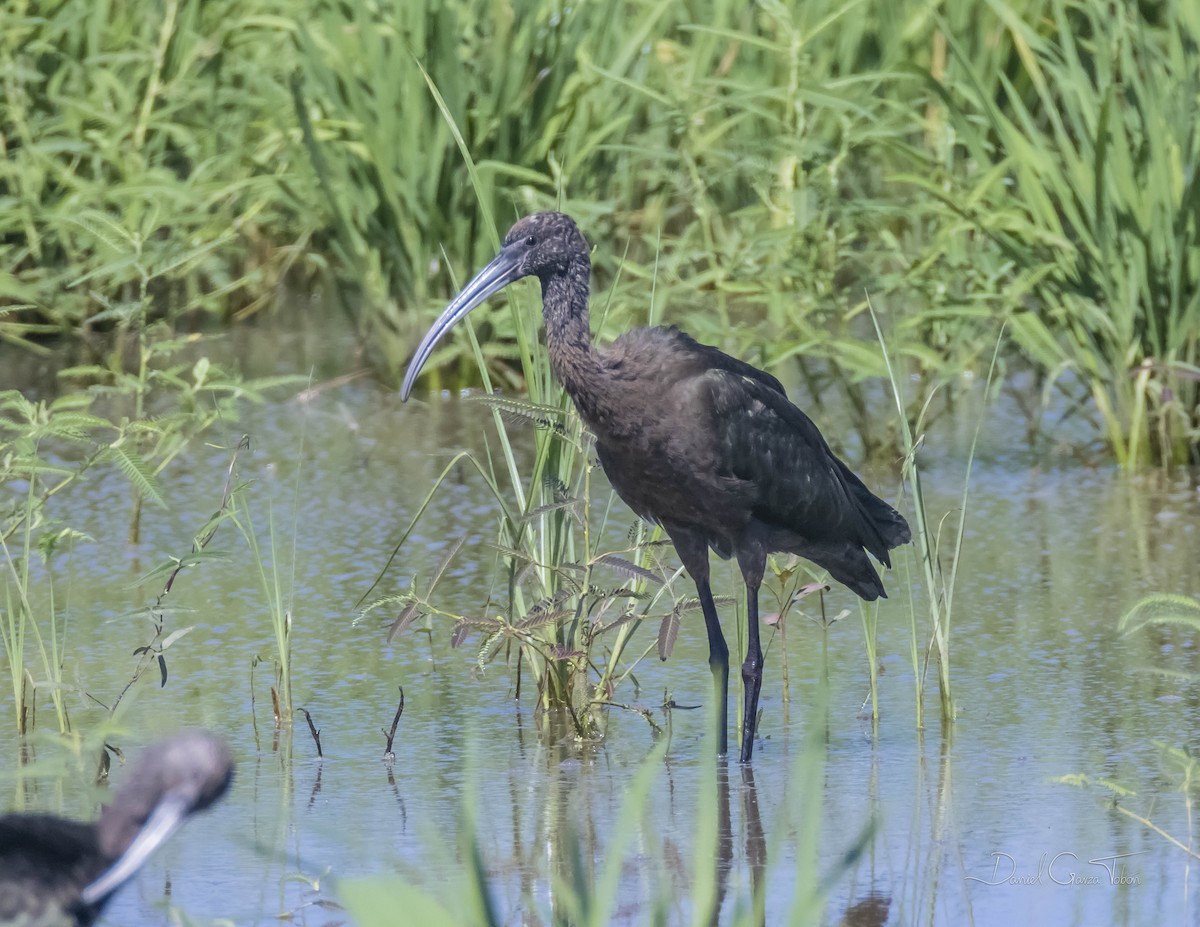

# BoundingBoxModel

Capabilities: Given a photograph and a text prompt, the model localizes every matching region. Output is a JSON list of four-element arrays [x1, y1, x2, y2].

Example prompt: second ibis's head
[[400, 212, 587, 400], [81, 730, 234, 908]]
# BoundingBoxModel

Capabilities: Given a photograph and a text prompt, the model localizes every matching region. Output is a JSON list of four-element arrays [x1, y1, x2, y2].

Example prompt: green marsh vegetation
[[925, 0, 1200, 468], [283, 0, 1197, 468], [0, 104, 298, 738], [3, 0, 1195, 742], [4, 0, 1195, 467], [0, 0, 308, 340], [0, 408, 272, 738], [360, 390, 706, 738], [1, 0, 1197, 863], [1053, 594, 1200, 866]]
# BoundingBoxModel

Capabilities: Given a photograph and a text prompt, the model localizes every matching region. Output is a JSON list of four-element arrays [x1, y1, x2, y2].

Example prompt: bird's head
[[400, 212, 588, 400], [83, 731, 234, 905], [499, 212, 587, 281]]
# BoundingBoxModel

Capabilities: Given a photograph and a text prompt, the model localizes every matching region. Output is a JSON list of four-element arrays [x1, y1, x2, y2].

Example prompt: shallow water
[[2, 323, 1199, 926]]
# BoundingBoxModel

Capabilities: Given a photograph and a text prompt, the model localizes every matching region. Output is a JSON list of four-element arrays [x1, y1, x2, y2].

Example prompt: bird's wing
[[687, 338, 789, 396], [611, 326, 789, 397], [0, 815, 101, 921], [697, 361, 906, 565], [0, 816, 98, 872]]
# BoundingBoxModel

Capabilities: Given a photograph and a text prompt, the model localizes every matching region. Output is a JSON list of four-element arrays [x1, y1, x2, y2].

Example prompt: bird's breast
[[594, 427, 752, 543], [576, 338, 758, 540]]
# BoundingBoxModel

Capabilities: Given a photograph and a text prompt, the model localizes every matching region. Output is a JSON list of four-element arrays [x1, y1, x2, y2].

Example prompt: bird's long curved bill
[[400, 248, 523, 401], [80, 794, 191, 905]]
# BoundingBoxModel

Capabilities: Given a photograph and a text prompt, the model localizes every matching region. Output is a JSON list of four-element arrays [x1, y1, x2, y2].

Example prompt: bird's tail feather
[[791, 541, 887, 602], [852, 483, 911, 557], [828, 557, 886, 602], [833, 458, 911, 558]]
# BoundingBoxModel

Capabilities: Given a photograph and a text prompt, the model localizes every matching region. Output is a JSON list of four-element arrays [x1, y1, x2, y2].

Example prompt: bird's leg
[[668, 528, 729, 757], [696, 577, 730, 757], [739, 580, 764, 762], [738, 548, 766, 763]]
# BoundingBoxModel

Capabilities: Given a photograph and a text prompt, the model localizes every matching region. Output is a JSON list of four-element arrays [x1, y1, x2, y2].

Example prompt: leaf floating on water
[[658, 609, 681, 661], [592, 554, 664, 586]]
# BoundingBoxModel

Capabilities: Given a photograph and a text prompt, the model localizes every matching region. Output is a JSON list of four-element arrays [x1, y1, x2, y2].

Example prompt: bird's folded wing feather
[[697, 360, 904, 564]]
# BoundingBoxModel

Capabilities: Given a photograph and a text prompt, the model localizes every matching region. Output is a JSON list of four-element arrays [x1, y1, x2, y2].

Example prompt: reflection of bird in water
[[0, 731, 234, 927], [837, 891, 892, 927], [709, 765, 768, 926], [402, 212, 910, 762]]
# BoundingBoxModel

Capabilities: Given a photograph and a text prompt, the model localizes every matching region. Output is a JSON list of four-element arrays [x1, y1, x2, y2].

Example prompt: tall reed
[[921, 0, 1200, 466], [0, 0, 301, 339], [870, 303, 1005, 726]]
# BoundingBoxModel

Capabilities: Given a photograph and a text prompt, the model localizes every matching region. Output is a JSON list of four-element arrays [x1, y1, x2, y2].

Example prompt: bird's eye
[[525, 235, 537, 247]]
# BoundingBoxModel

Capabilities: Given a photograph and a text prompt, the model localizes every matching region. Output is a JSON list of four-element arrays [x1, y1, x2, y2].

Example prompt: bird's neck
[[96, 789, 150, 859], [540, 257, 609, 419]]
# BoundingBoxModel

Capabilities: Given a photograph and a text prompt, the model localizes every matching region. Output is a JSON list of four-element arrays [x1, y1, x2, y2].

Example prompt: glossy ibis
[[0, 731, 234, 926], [401, 212, 910, 762]]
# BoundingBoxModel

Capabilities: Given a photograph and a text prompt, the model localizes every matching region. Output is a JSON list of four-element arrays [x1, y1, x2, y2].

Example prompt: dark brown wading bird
[[0, 731, 234, 927], [400, 212, 910, 762]]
